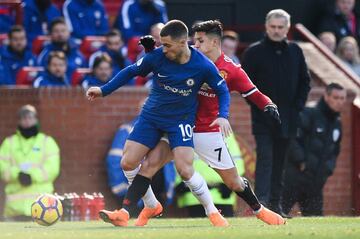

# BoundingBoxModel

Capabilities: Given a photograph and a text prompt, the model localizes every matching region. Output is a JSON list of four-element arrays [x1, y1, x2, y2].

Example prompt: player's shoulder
[[191, 47, 215, 68], [149, 47, 164, 57], [137, 47, 163, 64], [222, 54, 240, 67], [219, 53, 242, 72]]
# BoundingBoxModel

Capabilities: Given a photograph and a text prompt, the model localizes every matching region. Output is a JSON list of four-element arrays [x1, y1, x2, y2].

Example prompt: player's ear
[[213, 37, 220, 47], [179, 38, 187, 46]]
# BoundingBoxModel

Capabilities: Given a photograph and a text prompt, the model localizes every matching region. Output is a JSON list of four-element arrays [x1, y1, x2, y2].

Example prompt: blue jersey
[[101, 47, 230, 121], [114, 0, 168, 43]]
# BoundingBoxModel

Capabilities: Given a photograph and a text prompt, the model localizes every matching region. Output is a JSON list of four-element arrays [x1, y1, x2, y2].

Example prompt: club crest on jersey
[[219, 70, 228, 80], [186, 78, 195, 86]]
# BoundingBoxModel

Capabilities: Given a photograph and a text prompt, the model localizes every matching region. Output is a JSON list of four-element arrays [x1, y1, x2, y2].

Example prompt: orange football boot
[[99, 209, 129, 227], [135, 202, 163, 226], [208, 211, 229, 227], [256, 206, 286, 225]]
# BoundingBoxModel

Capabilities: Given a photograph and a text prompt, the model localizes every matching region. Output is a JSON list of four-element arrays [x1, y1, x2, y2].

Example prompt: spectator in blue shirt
[[33, 51, 70, 87], [23, 0, 61, 47], [0, 25, 36, 85], [63, 0, 109, 40], [89, 29, 131, 75], [37, 18, 86, 80], [114, 0, 168, 43], [82, 53, 113, 88]]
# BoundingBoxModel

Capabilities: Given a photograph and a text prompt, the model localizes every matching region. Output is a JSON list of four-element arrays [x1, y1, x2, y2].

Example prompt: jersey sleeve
[[101, 53, 154, 96], [230, 66, 272, 110], [204, 63, 230, 119]]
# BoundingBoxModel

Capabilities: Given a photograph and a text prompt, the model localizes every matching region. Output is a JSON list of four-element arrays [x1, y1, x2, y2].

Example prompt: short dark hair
[[160, 20, 188, 40], [49, 17, 66, 33], [192, 20, 223, 38], [92, 53, 112, 70], [8, 25, 25, 39], [222, 30, 239, 42], [326, 83, 344, 94], [47, 51, 66, 65], [105, 29, 122, 39]]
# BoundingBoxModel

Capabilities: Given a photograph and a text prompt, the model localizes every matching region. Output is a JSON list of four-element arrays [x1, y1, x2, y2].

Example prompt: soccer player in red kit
[[104, 20, 286, 227], [189, 20, 285, 225]]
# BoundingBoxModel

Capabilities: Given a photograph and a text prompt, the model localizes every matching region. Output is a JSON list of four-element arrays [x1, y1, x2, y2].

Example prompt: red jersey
[[194, 52, 271, 133]]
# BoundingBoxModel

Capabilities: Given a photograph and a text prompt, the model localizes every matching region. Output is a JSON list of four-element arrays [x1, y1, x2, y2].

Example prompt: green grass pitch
[[0, 217, 359, 239]]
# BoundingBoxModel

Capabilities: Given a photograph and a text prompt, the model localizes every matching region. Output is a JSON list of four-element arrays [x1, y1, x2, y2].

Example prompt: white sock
[[184, 172, 218, 215], [123, 166, 159, 208], [142, 187, 159, 208], [123, 167, 140, 184]]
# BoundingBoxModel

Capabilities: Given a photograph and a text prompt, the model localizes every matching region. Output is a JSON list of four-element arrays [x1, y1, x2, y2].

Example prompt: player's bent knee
[[120, 157, 138, 171], [178, 171, 193, 181], [176, 165, 194, 181]]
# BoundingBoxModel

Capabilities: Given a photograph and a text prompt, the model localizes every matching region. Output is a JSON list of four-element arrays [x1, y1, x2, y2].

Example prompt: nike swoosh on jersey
[[158, 73, 168, 77], [183, 138, 192, 141]]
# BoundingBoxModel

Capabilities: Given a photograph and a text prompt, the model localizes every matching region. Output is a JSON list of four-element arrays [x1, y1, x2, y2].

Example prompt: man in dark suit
[[242, 9, 311, 216]]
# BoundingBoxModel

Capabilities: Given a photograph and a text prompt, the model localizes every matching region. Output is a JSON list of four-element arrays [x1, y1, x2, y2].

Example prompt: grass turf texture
[[0, 217, 359, 239]]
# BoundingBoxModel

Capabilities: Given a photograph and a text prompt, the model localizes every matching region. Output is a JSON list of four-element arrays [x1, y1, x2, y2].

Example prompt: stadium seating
[[32, 35, 51, 56], [16, 66, 44, 85], [0, 0, 22, 25], [71, 67, 91, 86], [79, 36, 106, 59]]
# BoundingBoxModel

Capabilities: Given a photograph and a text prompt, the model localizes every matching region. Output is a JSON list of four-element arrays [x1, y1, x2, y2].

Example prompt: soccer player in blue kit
[[86, 20, 232, 227]]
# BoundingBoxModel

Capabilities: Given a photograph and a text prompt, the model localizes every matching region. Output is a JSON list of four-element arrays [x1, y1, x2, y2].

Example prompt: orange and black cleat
[[208, 211, 229, 227], [99, 209, 129, 227], [256, 206, 286, 225], [135, 202, 163, 226]]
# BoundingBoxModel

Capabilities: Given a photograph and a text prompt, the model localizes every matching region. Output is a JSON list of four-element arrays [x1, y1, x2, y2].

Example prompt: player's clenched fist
[[138, 35, 156, 53], [86, 87, 103, 101]]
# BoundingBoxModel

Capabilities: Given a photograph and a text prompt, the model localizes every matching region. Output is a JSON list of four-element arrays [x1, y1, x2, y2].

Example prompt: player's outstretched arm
[[100, 50, 154, 96], [210, 117, 232, 138], [86, 87, 103, 101]]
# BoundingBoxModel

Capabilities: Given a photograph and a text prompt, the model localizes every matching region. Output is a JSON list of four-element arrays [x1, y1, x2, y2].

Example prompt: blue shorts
[[127, 114, 194, 149]]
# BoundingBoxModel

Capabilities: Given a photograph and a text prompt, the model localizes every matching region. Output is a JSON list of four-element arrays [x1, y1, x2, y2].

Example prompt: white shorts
[[193, 132, 235, 170]]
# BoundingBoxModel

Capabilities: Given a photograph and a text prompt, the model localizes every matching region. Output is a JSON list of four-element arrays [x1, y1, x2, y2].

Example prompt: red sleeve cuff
[[246, 90, 272, 110]]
